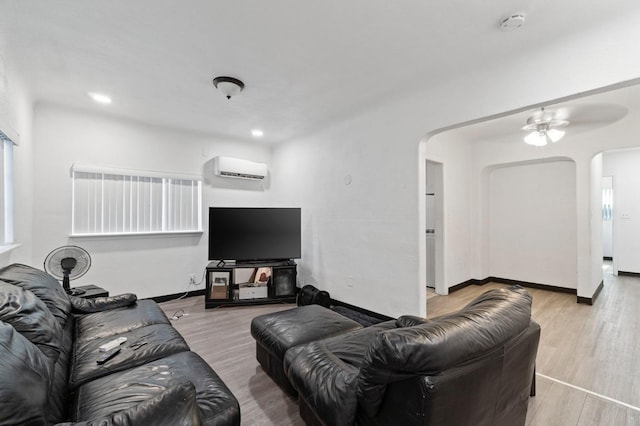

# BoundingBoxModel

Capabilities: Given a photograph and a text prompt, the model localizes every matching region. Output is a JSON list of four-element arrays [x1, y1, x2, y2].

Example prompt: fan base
[[67, 288, 86, 296]]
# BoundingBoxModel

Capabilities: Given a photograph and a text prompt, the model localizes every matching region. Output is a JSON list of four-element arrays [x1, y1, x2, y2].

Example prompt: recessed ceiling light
[[251, 129, 264, 138], [88, 92, 112, 104]]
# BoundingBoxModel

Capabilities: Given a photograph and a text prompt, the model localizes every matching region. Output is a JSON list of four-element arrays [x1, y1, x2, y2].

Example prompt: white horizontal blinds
[[72, 165, 202, 235]]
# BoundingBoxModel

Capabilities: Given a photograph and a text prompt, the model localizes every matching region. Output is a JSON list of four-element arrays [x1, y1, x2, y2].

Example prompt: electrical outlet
[[189, 274, 196, 285]]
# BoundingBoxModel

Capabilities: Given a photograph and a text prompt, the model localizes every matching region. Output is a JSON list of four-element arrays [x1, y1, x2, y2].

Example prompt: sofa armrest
[[70, 293, 137, 313], [395, 315, 430, 327], [285, 342, 360, 426], [55, 382, 201, 426]]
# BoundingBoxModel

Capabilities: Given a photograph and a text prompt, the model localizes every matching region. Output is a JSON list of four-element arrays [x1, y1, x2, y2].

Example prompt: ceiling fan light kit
[[522, 107, 569, 146]]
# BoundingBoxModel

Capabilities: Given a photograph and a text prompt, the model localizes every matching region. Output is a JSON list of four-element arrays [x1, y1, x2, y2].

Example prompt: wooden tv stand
[[205, 260, 297, 308]]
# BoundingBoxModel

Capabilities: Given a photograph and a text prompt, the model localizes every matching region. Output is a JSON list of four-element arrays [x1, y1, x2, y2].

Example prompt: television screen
[[208, 207, 301, 262]]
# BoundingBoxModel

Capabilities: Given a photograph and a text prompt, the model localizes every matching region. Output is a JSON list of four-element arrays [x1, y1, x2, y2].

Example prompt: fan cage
[[44, 245, 92, 281]]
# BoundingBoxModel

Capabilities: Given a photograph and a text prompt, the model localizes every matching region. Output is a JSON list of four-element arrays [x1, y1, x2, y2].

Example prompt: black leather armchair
[[284, 286, 540, 426]]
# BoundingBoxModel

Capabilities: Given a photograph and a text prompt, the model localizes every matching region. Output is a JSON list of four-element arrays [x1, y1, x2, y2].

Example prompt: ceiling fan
[[522, 108, 569, 146], [521, 103, 629, 147]]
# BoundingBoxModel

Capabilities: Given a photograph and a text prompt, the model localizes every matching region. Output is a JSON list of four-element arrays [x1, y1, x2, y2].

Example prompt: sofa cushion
[[395, 314, 430, 327], [49, 317, 75, 424], [72, 351, 240, 426], [58, 382, 201, 426], [357, 286, 533, 417], [0, 263, 71, 328], [251, 304, 363, 360], [0, 322, 51, 425], [0, 281, 62, 363], [74, 299, 170, 343], [69, 323, 190, 390]]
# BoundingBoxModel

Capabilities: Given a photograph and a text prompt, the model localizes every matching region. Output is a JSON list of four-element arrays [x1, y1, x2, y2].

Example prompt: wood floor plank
[[578, 395, 630, 426], [159, 298, 304, 425], [525, 375, 553, 425], [526, 381, 586, 426]]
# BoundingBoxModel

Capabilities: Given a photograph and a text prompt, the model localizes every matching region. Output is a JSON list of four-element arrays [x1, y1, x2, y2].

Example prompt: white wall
[[589, 154, 604, 295], [32, 104, 272, 298], [270, 115, 420, 316], [603, 149, 640, 274], [602, 176, 613, 258], [489, 160, 577, 288], [0, 41, 35, 267], [424, 133, 474, 292], [4, 8, 640, 312], [272, 8, 640, 317]]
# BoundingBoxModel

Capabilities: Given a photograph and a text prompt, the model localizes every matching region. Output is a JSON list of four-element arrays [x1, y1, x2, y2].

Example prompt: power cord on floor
[[174, 266, 207, 301], [170, 266, 208, 319], [170, 309, 187, 321]]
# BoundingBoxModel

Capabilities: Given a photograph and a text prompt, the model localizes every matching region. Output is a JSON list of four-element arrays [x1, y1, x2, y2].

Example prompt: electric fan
[[44, 245, 92, 296]]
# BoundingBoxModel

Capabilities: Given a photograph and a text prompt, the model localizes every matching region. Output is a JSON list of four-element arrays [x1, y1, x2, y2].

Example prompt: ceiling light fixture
[[88, 92, 112, 104], [251, 129, 264, 138], [522, 108, 569, 147], [500, 14, 526, 31], [212, 76, 245, 100]]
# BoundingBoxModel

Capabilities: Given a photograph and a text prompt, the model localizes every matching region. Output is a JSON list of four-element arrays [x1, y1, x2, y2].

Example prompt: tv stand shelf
[[205, 261, 297, 308]]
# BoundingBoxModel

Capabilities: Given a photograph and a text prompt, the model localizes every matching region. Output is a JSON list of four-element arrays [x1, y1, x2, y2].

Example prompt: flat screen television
[[208, 207, 301, 262]]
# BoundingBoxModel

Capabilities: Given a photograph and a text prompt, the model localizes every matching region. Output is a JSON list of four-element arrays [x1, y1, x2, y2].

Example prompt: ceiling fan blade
[[563, 103, 628, 127]]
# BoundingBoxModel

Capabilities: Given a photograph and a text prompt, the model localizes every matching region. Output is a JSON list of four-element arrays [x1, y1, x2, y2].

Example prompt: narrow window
[[0, 131, 15, 245]]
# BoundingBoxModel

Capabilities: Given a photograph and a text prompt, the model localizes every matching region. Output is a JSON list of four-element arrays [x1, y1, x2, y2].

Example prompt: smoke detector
[[500, 14, 525, 31]]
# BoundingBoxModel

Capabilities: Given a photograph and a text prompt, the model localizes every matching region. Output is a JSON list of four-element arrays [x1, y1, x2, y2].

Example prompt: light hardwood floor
[[159, 265, 640, 425]]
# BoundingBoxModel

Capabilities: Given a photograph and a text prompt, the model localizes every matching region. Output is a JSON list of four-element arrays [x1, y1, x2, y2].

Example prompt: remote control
[[96, 347, 121, 364], [99, 337, 127, 352]]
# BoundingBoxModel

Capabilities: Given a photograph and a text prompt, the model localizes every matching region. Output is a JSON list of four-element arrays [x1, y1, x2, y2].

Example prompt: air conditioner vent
[[213, 156, 268, 180]]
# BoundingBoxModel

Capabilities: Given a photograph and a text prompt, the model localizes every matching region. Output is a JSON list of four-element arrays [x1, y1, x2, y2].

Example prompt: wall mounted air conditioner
[[213, 156, 268, 180]]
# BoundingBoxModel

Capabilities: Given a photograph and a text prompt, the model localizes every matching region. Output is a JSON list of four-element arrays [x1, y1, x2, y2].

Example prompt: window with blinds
[[0, 132, 15, 245], [71, 165, 202, 236]]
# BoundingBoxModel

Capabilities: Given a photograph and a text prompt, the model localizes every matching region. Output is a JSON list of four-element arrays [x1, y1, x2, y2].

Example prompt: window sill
[[70, 230, 203, 238], [0, 243, 22, 255]]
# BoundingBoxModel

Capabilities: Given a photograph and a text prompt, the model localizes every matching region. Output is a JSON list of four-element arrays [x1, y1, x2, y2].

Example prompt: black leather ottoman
[[250, 304, 363, 395]]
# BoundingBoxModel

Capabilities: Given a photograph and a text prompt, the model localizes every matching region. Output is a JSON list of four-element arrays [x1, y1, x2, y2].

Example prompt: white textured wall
[[272, 8, 640, 316], [489, 160, 577, 288], [2, 7, 640, 311], [0, 42, 34, 267], [424, 133, 474, 293], [590, 154, 604, 295], [31, 104, 272, 298], [603, 149, 640, 274]]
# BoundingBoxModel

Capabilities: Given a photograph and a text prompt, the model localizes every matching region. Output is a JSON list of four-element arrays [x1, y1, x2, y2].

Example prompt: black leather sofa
[[258, 285, 540, 426], [0, 263, 240, 426]]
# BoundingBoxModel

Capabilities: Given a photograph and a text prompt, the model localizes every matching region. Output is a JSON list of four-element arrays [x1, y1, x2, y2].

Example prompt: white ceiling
[[1, 0, 640, 144]]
